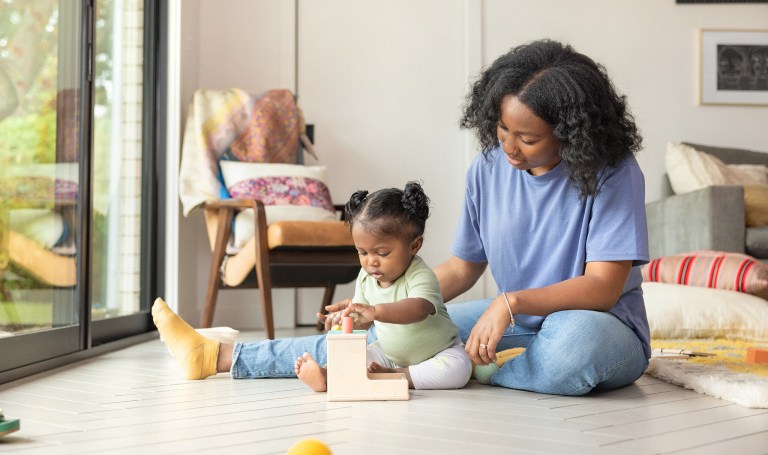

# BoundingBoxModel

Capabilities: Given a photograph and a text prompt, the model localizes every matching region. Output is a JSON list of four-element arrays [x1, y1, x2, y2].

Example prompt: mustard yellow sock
[[152, 297, 220, 380]]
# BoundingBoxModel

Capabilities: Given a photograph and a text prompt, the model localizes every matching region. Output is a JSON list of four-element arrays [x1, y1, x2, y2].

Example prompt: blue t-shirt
[[451, 147, 651, 358]]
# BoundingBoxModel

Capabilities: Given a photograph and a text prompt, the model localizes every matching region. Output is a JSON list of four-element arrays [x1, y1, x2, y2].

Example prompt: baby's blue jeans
[[230, 298, 649, 395]]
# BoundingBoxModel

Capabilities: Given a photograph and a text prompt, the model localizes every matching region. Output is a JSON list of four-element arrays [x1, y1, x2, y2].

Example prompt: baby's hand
[[343, 303, 375, 326], [320, 311, 344, 331], [319, 298, 352, 331]]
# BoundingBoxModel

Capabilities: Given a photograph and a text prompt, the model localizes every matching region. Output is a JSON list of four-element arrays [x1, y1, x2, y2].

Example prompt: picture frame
[[698, 29, 768, 106], [678, 1, 768, 3], [679, 1, 768, 3]]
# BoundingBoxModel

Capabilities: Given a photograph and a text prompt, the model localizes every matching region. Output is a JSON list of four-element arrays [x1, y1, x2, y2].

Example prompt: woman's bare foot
[[294, 352, 327, 392], [367, 362, 414, 388]]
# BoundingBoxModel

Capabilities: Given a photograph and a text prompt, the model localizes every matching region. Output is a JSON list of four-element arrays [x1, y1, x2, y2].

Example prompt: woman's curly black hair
[[345, 181, 430, 242], [460, 39, 642, 198]]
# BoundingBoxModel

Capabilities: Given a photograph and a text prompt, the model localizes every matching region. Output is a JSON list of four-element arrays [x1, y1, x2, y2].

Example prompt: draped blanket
[[179, 89, 300, 216]]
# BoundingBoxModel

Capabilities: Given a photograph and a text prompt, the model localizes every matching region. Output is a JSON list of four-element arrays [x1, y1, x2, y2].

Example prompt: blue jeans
[[231, 329, 377, 378], [231, 299, 649, 395]]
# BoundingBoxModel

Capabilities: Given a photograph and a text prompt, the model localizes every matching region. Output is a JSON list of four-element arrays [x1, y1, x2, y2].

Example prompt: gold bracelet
[[501, 292, 515, 327]]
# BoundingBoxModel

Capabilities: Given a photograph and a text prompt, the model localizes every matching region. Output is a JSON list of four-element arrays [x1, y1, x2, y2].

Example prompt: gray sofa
[[646, 142, 768, 261]]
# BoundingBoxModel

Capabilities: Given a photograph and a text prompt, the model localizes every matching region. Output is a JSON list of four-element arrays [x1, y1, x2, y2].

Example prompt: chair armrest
[[202, 199, 268, 252], [203, 199, 263, 210], [646, 185, 745, 258]]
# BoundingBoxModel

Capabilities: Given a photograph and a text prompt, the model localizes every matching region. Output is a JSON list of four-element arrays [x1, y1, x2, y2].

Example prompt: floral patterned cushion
[[228, 175, 334, 212], [1, 176, 77, 203], [219, 161, 337, 249]]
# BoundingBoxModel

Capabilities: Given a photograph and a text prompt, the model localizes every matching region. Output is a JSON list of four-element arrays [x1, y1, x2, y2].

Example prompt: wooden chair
[[1, 199, 77, 298], [180, 88, 358, 339], [200, 198, 359, 339]]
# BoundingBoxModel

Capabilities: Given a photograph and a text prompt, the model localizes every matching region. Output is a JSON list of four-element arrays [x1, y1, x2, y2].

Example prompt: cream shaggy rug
[[646, 358, 768, 408]]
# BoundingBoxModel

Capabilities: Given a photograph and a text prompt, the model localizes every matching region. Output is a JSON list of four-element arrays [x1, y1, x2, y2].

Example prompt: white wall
[[174, 0, 300, 327], [483, 0, 768, 202], [293, 0, 480, 322], [173, 0, 768, 329]]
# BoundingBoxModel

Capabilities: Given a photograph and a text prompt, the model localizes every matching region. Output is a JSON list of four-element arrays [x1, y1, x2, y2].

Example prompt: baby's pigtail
[[402, 181, 430, 224], [345, 190, 368, 224]]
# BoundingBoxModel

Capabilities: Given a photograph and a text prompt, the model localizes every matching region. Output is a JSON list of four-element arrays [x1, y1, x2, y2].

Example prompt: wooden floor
[[1, 328, 767, 455]]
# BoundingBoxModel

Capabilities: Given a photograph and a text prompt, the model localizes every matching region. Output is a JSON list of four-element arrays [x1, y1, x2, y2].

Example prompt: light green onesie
[[352, 255, 459, 366]]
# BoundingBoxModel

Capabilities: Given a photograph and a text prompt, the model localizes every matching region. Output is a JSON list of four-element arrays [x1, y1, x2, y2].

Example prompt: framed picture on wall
[[679, 1, 768, 3], [699, 29, 768, 105]]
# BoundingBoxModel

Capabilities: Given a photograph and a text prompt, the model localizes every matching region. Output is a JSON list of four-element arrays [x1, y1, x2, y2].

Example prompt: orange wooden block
[[746, 347, 768, 365]]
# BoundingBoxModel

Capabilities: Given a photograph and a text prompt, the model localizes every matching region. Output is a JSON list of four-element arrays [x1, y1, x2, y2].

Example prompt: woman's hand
[[465, 297, 512, 365]]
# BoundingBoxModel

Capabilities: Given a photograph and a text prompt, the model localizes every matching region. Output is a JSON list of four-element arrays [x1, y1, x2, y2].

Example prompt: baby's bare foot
[[295, 352, 327, 392], [367, 361, 395, 374]]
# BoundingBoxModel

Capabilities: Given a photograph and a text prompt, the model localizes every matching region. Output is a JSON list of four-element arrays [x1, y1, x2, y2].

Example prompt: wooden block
[[0, 417, 20, 438], [746, 347, 768, 365], [326, 330, 409, 401]]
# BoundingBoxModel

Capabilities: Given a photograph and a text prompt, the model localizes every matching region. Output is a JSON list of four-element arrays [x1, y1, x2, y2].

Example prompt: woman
[[430, 38, 649, 394]]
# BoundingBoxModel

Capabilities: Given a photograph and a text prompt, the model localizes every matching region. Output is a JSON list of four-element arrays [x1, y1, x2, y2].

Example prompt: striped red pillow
[[642, 250, 768, 300]]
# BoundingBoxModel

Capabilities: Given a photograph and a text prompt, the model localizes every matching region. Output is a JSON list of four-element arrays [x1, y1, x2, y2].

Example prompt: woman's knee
[[489, 311, 646, 395], [541, 310, 621, 351]]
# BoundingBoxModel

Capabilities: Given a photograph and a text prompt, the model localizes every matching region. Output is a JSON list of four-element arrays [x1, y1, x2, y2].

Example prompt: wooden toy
[[472, 362, 499, 384], [0, 408, 20, 438], [342, 315, 353, 334], [746, 347, 768, 365], [472, 347, 526, 384], [326, 317, 409, 401]]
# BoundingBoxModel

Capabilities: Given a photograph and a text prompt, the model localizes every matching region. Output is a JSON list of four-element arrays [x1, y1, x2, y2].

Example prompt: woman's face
[[496, 95, 560, 176]]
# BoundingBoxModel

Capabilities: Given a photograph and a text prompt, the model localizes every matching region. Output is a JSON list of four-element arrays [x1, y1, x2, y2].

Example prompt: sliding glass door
[[91, 0, 145, 321], [0, 0, 84, 369], [0, 0, 163, 381], [89, 0, 162, 344]]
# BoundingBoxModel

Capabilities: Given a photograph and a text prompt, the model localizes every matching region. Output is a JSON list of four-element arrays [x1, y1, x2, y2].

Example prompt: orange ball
[[286, 438, 332, 455]]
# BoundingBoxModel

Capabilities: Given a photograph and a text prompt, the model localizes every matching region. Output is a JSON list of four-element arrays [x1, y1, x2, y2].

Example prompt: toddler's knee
[[453, 355, 473, 387], [411, 352, 472, 390]]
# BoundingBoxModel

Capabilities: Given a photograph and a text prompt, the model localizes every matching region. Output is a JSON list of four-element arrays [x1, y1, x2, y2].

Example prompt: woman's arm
[[433, 256, 488, 302], [467, 259, 632, 365], [505, 260, 633, 315]]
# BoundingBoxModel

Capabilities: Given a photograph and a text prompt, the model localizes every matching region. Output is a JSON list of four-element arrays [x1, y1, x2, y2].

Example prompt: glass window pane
[[0, 0, 81, 336], [91, 0, 144, 320]]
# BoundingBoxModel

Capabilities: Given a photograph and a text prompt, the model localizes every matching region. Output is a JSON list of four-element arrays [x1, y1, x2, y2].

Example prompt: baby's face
[[351, 224, 415, 288]]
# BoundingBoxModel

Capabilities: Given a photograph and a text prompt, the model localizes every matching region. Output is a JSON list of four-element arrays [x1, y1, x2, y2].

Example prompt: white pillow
[[643, 282, 768, 341], [727, 164, 768, 185], [665, 142, 732, 194], [6, 163, 76, 250], [9, 209, 64, 250], [219, 161, 338, 249]]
